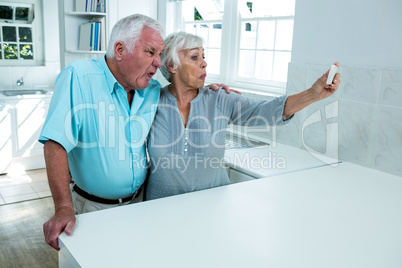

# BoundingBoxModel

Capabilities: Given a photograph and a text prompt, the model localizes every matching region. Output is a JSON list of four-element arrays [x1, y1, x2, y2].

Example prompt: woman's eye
[[191, 56, 197, 60]]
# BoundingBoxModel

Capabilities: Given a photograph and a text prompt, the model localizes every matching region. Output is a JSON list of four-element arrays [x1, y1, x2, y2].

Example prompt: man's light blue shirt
[[39, 56, 160, 199]]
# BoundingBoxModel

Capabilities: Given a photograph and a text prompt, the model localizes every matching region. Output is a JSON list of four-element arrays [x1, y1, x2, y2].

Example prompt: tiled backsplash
[[277, 62, 402, 177], [0, 63, 60, 90]]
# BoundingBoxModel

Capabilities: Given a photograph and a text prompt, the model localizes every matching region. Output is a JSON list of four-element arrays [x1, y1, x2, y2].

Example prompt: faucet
[[17, 77, 24, 86]]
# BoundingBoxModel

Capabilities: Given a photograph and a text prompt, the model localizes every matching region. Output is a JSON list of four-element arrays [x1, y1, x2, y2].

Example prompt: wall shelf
[[66, 50, 106, 54], [59, 0, 109, 68]]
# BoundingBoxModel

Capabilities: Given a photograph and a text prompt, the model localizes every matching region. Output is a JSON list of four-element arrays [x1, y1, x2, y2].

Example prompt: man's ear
[[114, 41, 125, 61]]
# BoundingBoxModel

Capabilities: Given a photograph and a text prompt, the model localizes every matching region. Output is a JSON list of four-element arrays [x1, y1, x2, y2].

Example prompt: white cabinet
[[0, 101, 13, 174], [229, 168, 257, 184], [1, 96, 51, 172], [11, 98, 50, 158], [58, 0, 109, 68]]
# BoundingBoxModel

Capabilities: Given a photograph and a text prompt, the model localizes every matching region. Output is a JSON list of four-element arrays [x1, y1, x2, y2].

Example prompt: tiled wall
[[276, 62, 402, 177], [0, 63, 59, 91]]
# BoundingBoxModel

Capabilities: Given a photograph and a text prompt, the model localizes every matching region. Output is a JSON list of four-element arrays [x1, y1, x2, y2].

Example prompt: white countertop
[[59, 162, 402, 268], [224, 142, 339, 178]]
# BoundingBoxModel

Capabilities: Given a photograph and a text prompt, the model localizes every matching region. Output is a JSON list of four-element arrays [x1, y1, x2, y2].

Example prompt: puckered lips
[[147, 70, 156, 79], [199, 73, 207, 80]]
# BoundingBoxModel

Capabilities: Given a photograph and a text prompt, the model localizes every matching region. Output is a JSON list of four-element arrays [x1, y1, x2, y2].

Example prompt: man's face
[[119, 27, 164, 90]]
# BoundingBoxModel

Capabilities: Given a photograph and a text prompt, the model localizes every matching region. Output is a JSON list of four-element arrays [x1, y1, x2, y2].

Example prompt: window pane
[[275, 19, 294, 51], [209, 24, 222, 48], [255, 51, 273, 80], [20, 44, 33, 59], [4, 43, 18, 59], [197, 24, 209, 46], [183, 0, 225, 21], [256, 21, 275, 50], [240, 21, 256, 49], [0, 45, 2, 59], [19, 27, 32, 42], [3, 26, 17, 42], [185, 24, 197, 35], [194, 0, 224, 20], [16, 7, 29, 21], [205, 48, 220, 74], [238, 50, 255, 78], [240, 0, 295, 18], [272, 51, 291, 82], [0, 5, 13, 20]]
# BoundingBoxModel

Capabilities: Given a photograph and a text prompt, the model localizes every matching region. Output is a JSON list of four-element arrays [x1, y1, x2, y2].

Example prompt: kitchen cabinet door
[[229, 168, 257, 184], [0, 103, 13, 173], [12, 97, 50, 158]]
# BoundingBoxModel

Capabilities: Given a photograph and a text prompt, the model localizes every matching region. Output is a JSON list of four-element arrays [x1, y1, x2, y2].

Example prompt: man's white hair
[[106, 14, 164, 59]]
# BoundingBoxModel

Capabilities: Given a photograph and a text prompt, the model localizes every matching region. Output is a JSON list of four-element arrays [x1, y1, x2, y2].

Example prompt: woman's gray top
[[146, 85, 290, 200]]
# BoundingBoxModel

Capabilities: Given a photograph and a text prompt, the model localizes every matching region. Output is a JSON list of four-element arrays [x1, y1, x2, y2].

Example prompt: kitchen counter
[[59, 162, 402, 268]]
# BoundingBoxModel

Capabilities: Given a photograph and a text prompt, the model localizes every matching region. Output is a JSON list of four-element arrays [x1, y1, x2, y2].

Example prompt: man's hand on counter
[[43, 206, 76, 251]]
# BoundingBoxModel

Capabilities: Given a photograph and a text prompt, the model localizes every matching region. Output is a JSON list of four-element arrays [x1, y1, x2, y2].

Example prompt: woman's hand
[[206, 83, 241, 95], [282, 62, 341, 118], [309, 62, 341, 101]]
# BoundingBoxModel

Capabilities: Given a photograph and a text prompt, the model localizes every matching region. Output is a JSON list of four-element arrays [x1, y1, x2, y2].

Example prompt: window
[[0, 1, 42, 66], [182, 0, 225, 76], [175, 0, 295, 95]]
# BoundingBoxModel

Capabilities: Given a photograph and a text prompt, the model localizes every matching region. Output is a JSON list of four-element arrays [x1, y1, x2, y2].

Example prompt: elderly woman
[[145, 31, 340, 200]]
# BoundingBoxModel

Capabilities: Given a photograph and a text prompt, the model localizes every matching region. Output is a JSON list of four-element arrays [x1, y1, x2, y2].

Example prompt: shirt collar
[[99, 55, 121, 94], [99, 55, 149, 97]]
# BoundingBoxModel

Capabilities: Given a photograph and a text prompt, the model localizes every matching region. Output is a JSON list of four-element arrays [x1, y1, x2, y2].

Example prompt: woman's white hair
[[160, 31, 204, 82], [106, 14, 164, 59]]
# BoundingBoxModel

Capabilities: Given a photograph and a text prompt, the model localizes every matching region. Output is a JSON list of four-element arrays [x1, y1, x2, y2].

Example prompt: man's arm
[[283, 62, 341, 118], [43, 140, 76, 251]]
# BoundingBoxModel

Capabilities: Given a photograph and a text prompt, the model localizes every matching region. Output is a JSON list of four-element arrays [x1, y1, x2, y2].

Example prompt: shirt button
[[184, 149, 188, 152]]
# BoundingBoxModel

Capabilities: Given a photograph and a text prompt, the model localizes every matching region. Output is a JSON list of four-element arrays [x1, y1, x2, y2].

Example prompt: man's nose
[[153, 56, 162, 68]]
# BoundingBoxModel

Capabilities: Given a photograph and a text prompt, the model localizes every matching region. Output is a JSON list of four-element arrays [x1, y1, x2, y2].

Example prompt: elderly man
[[41, 13, 231, 250], [40, 14, 166, 250]]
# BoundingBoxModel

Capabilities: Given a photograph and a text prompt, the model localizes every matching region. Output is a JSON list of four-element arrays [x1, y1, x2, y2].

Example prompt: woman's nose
[[202, 59, 207, 68]]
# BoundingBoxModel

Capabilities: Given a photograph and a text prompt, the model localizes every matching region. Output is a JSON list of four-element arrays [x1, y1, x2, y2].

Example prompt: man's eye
[[147, 50, 154, 55]]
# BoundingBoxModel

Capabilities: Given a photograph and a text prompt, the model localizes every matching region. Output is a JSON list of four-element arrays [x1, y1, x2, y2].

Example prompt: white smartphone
[[326, 64, 338, 85]]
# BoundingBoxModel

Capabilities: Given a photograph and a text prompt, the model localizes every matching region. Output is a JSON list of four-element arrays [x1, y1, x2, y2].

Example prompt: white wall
[[276, 0, 402, 176], [108, 0, 158, 35], [291, 0, 402, 69]]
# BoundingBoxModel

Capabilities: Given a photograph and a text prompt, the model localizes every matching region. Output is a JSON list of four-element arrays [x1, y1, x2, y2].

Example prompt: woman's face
[[174, 47, 207, 89]]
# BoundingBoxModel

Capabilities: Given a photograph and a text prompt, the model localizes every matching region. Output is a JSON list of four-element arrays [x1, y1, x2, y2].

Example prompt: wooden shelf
[[59, 0, 109, 68]]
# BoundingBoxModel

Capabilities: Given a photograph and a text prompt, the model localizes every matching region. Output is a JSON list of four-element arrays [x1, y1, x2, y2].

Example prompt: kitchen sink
[[0, 89, 51, 97], [225, 133, 270, 150]]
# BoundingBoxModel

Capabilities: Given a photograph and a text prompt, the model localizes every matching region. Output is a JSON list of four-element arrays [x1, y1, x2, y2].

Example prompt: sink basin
[[225, 133, 270, 150], [0, 89, 51, 97]]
